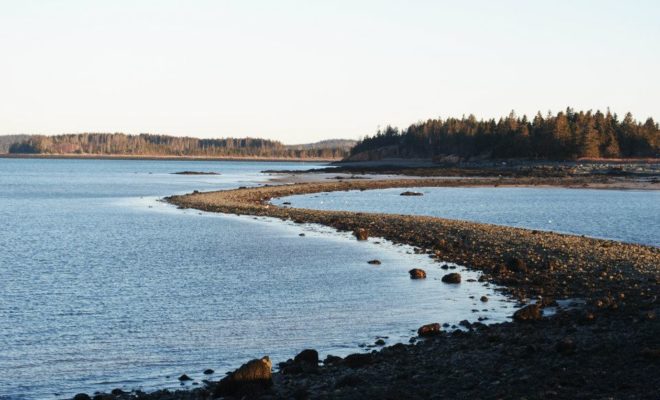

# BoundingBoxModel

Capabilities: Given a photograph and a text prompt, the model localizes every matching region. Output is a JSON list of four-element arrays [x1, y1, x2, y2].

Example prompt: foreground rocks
[[97, 178, 660, 400]]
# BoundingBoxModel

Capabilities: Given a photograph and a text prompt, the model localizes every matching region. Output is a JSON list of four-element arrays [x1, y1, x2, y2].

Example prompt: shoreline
[[77, 176, 659, 399], [0, 153, 338, 162]]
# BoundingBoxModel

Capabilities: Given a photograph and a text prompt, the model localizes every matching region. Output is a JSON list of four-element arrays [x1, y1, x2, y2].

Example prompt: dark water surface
[[274, 186, 659, 247], [0, 160, 516, 399]]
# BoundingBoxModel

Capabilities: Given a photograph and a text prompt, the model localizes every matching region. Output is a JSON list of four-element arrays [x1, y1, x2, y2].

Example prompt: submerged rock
[[441, 272, 462, 284], [215, 356, 272, 397], [409, 268, 427, 279], [417, 323, 441, 337]]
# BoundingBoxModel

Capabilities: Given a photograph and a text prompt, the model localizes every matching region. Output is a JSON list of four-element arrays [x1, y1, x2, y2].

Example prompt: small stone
[[203, 369, 214, 375], [556, 337, 576, 355], [441, 272, 461, 284], [409, 268, 427, 279], [178, 374, 192, 381], [375, 339, 386, 346], [353, 228, 369, 241], [507, 257, 528, 273], [400, 191, 423, 196], [368, 259, 382, 265], [480, 296, 489, 302], [417, 323, 441, 337], [513, 304, 543, 322]]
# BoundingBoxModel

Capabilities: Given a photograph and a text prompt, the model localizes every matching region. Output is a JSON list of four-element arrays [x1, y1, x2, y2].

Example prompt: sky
[[0, 0, 658, 144]]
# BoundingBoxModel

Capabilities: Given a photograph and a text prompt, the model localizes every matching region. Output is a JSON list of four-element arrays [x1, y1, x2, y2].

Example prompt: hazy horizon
[[1, 0, 658, 144]]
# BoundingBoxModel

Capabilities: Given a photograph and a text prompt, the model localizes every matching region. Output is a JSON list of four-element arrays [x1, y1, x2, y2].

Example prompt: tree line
[[7, 133, 351, 159], [350, 108, 658, 160]]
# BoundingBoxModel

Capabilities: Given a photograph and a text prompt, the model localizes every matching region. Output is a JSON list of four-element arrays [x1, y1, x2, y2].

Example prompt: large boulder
[[294, 349, 319, 366], [513, 304, 543, 322], [441, 272, 462, 284], [409, 268, 427, 279], [353, 228, 369, 241], [215, 356, 272, 397]]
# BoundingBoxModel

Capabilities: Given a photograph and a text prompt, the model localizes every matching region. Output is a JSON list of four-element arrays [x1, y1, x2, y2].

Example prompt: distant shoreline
[[0, 153, 338, 162]]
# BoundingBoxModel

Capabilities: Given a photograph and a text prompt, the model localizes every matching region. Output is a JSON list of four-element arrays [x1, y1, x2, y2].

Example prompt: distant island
[[0, 133, 356, 160], [348, 108, 658, 162]]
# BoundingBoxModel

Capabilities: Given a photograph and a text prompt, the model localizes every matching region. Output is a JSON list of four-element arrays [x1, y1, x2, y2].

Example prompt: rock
[[367, 259, 382, 265], [441, 272, 462, 284], [294, 349, 319, 366], [556, 337, 576, 355], [73, 394, 91, 400], [507, 257, 528, 273], [110, 389, 125, 395], [459, 320, 471, 328], [323, 355, 342, 365], [409, 268, 427, 279], [178, 374, 192, 381], [375, 339, 386, 346], [440, 264, 450, 270], [513, 304, 543, 322], [353, 228, 369, 241], [215, 356, 273, 397], [343, 353, 373, 368], [203, 369, 214, 375], [299, 233, 305, 236], [400, 191, 423, 196], [417, 323, 441, 337], [480, 296, 489, 302]]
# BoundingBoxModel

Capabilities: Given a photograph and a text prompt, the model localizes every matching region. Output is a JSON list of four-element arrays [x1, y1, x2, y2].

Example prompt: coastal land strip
[[85, 176, 659, 399]]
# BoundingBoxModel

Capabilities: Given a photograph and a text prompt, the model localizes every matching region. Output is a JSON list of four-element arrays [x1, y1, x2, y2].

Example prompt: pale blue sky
[[1, 0, 658, 143]]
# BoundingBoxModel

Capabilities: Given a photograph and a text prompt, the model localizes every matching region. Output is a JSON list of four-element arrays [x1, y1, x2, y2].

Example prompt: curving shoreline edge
[[82, 177, 659, 399]]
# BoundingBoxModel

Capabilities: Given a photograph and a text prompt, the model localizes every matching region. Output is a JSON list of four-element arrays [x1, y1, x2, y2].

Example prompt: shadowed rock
[[294, 349, 319, 366], [513, 304, 543, 322], [400, 191, 423, 196], [343, 353, 373, 368], [368, 259, 382, 265]]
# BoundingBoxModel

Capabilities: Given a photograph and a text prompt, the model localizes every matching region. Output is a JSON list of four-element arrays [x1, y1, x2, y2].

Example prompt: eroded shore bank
[[84, 177, 659, 399]]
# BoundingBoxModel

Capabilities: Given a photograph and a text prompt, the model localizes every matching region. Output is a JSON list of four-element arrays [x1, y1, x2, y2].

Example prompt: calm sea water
[[0, 159, 516, 400], [274, 186, 660, 247]]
